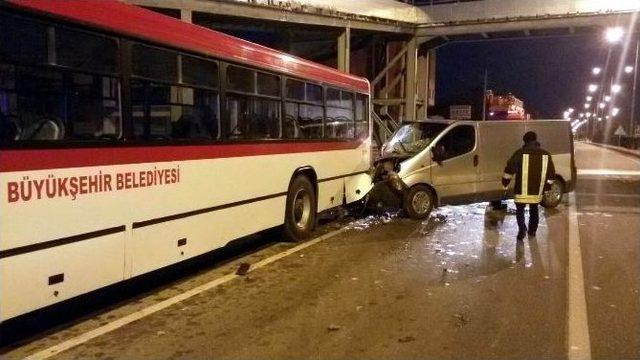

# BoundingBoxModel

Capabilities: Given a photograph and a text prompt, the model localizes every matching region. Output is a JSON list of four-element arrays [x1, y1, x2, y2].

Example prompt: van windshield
[[383, 122, 449, 156]]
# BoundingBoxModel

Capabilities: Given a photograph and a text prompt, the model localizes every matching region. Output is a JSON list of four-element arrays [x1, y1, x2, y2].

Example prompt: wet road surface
[[1, 142, 638, 360], [574, 142, 640, 360]]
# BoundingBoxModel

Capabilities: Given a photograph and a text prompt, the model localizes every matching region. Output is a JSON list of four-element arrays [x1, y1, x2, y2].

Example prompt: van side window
[[436, 125, 475, 160]]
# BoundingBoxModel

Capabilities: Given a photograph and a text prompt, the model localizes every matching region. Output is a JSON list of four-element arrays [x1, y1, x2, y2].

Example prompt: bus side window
[[355, 94, 369, 139], [284, 80, 322, 139], [0, 13, 122, 143], [131, 46, 219, 140], [325, 88, 354, 140], [225, 66, 281, 140]]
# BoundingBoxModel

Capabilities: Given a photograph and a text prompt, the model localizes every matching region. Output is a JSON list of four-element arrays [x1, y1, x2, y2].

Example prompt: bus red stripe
[[0, 141, 362, 172]]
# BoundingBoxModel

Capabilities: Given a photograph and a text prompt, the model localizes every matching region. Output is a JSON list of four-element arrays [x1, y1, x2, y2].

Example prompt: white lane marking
[[24, 227, 350, 360], [577, 169, 640, 176], [567, 192, 592, 360]]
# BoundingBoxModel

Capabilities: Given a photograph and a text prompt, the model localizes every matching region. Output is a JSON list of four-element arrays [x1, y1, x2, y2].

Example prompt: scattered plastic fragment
[[327, 324, 341, 331], [398, 336, 416, 343], [157, 331, 166, 336], [236, 262, 251, 275], [453, 313, 468, 327], [351, 277, 359, 281], [592, 286, 602, 291]]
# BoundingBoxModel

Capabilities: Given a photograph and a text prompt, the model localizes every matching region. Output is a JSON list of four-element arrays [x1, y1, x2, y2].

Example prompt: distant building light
[[592, 67, 602, 75], [584, 103, 591, 109], [611, 107, 620, 116], [588, 84, 598, 93], [625, 65, 634, 73], [604, 95, 611, 102], [611, 84, 622, 93], [599, 102, 606, 109], [586, 95, 593, 101]]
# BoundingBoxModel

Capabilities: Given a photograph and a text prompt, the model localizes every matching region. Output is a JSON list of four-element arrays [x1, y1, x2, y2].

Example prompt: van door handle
[[473, 154, 479, 167]]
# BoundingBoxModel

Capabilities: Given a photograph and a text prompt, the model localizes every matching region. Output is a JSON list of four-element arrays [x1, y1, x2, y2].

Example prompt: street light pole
[[630, 37, 639, 137]]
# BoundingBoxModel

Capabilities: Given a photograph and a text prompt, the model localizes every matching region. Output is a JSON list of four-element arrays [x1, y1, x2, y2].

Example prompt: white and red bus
[[0, 0, 372, 322]]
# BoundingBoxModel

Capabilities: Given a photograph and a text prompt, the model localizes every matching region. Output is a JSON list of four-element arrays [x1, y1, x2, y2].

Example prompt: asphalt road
[[1, 142, 638, 360]]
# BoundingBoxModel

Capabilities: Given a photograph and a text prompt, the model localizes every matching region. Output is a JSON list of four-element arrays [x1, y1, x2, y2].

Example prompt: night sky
[[436, 35, 611, 119]]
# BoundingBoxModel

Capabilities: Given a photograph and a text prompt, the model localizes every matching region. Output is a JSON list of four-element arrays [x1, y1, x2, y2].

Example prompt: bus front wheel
[[284, 175, 317, 241]]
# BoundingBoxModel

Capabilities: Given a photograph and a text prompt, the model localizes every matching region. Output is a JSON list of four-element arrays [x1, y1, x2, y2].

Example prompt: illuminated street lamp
[[611, 107, 620, 116], [625, 65, 634, 74], [584, 103, 591, 109], [568, 107, 574, 113], [579, 113, 584, 118], [604, 95, 611, 102], [599, 102, 606, 109], [586, 112, 592, 117], [605, 26, 624, 43], [592, 67, 602, 75], [611, 84, 622, 93], [588, 84, 598, 92], [586, 95, 593, 101]]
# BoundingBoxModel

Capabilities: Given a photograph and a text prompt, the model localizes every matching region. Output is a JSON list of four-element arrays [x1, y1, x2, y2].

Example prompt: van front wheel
[[403, 185, 435, 219], [541, 178, 564, 209]]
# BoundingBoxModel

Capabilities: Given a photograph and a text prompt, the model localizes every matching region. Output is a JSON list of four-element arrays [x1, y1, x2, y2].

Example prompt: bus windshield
[[382, 122, 448, 156]]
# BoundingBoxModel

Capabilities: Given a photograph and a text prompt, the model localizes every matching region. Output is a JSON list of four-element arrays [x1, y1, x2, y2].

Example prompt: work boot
[[528, 229, 537, 237], [517, 229, 527, 241]]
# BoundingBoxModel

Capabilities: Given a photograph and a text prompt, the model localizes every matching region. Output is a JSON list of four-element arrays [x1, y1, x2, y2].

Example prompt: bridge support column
[[404, 36, 418, 122], [417, 49, 435, 120], [337, 27, 351, 73], [180, 9, 192, 23]]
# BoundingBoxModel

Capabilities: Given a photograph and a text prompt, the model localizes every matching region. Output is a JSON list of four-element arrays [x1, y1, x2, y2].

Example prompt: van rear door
[[476, 121, 525, 201]]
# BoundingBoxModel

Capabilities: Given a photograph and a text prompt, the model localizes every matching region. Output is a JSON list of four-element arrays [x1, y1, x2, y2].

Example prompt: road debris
[[453, 313, 469, 328], [398, 336, 416, 343], [327, 324, 341, 331], [236, 262, 251, 275]]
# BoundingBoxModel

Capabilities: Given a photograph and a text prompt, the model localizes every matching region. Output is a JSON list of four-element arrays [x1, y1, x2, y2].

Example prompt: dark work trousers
[[515, 203, 539, 233]]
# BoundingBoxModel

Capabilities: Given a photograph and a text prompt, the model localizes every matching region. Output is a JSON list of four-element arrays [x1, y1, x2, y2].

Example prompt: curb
[[586, 142, 640, 159]]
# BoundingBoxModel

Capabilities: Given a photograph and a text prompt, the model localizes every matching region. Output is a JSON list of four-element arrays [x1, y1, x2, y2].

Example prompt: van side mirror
[[431, 147, 445, 166]]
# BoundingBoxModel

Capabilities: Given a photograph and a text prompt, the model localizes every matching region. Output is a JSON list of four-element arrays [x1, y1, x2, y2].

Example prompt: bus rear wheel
[[284, 175, 317, 241]]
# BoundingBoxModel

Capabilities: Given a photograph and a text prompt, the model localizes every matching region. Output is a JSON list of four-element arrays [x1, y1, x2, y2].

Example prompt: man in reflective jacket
[[502, 131, 556, 240]]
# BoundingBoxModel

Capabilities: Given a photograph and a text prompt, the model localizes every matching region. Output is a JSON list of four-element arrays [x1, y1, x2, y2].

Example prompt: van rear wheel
[[283, 175, 317, 242], [541, 178, 564, 209], [403, 185, 435, 219]]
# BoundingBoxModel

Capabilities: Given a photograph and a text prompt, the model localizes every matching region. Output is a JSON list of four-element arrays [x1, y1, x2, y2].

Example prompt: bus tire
[[541, 177, 564, 209], [403, 184, 435, 220], [283, 175, 317, 242]]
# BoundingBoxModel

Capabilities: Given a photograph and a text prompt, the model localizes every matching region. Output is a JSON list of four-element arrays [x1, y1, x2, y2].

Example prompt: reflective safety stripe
[[538, 154, 549, 196], [515, 194, 542, 203], [521, 154, 529, 196]]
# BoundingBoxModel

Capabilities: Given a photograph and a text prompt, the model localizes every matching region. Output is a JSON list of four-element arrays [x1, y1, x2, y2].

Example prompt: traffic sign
[[614, 125, 627, 136]]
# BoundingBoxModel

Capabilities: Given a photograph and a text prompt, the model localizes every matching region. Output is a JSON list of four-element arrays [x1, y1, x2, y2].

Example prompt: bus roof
[[7, 0, 370, 93]]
